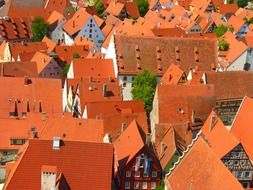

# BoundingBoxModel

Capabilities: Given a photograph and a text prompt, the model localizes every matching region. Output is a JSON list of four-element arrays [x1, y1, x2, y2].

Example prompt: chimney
[[89, 76, 93, 83], [103, 133, 112, 143], [41, 111, 47, 121], [121, 123, 126, 132], [102, 84, 107, 97], [145, 133, 151, 145], [52, 137, 61, 150], [24, 75, 29, 85], [41, 165, 57, 190]]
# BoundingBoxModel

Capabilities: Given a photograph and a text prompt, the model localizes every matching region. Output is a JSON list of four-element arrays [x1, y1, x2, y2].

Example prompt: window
[[125, 181, 130, 189], [245, 171, 251, 178], [143, 172, 148, 177], [242, 182, 250, 188], [132, 77, 135, 81], [152, 171, 157, 177], [237, 171, 243, 178], [123, 82, 126, 87], [134, 182, 139, 189], [151, 182, 156, 189], [142, 182, 147, 189], [123, 76, 127, 81], [126, 170, 131, 177], [90, 29, 92, 33], [89, 34, 92, 38], [135, 171, 140, 177]]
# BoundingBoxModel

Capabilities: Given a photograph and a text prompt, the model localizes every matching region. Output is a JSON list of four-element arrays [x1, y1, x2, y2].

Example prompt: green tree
[[73, 52, 80, 58], [237, 0, 250, 7], [62, 64, 70, 77], [218, 38, 230, 51], [131, 69, 157, 113], [31, 17, 50, 42], [136, 0, 149, 17], [213, 24, 229, 37], [95, 0, 104, 17]]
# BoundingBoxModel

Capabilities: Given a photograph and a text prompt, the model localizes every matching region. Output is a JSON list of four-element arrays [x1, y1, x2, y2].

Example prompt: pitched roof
[[201, 111, 239, 158], [166, 137, 244, 190], [114, 120, 145, 167], [205, 71, 253, 99], [40, 117, 105, 142], [0, 61, 38, 77], [156, 84, 216, 124], [42, 36, 56, 52], [5, 140, 113, 190], [105, 1, 125, 16], [31, 51, 53, 74], [115, 34, 218, 75], [71, 58, 116, 79], [10, 42, 47, 61], [55, 45, 89, 64], [160, 63, 186, 85], [231, 97, 253, 158], [47, 10, 65, 25], [0, 77, 62, 118], [67, 78, 122, 111], [63, 8, 90, 36], [0, 18, 32, 41]]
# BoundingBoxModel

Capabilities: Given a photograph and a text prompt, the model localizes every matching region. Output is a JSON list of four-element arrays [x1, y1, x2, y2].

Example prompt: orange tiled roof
[[157, 84, 216, 124], [114, 120, 145, 167], [55, 45, 89, 64], [231, 97, 253, 159], [31, 51, 53, 74], [166, 137, 244, 190], [160, 63, 186, 85], [201, 111, 239, 158], [10, 42, 47, 61], [115, 34, 218, 75], [71, 58, 116, 79], [0, 61, 38, 77], [42, 36, 56, 52], [0, 77, 62, 118], [105, 1, 125, 17], [4, 139, 113, 190], [0, 18, 32, 41], [63, 8, 90, 36], [204, 71, 253, 99]]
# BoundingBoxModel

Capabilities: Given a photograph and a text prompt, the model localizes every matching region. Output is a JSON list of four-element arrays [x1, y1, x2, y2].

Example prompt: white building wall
[[67, 61, 74, 79], [62, 79, 68, 112], [226, 50, 247, 71], [105, 34, 118, 77], [51, 18, 67, 44], [246, 48, 253, 71], [119, 75, 134, 100], [64, 32, 74, 46]]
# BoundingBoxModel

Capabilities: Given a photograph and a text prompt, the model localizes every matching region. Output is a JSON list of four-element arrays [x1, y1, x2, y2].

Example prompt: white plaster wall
[[51, 18, 67, 44], [67, 61, 74, 79], [62, 79, 68, 112], [105, 35, 118, 77], [227, 50, 247, 71], [119, 75, 134, 100]]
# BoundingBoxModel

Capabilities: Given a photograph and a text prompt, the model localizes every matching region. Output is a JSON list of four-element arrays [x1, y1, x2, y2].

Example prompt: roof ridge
[[165, 130, 202, 177]]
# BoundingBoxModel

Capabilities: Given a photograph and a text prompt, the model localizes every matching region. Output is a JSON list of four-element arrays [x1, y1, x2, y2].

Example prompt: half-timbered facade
[[222, 144, 253, 188]]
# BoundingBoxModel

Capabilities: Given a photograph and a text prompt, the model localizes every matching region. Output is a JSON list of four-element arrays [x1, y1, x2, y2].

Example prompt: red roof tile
[[71, 58, 116, 79], [5, 139, 113, 190], [166, 137, 244, 190], [201, 111, 239, 158]]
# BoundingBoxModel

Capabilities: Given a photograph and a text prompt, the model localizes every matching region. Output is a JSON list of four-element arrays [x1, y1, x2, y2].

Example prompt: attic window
[[175, 46, 180, 53], [179, 107, 184, 114], [135, 45, 140, 52]]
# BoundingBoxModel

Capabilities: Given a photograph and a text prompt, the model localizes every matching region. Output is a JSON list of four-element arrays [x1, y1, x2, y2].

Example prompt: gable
[[222, 143, 253, 171]]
